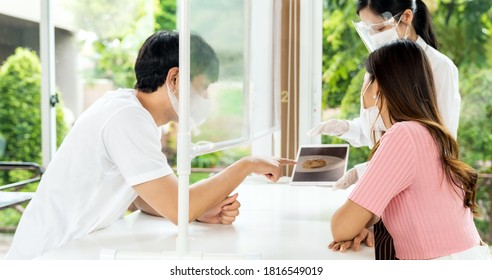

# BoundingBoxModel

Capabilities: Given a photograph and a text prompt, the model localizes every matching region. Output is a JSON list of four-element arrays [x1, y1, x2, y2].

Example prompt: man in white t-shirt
[[5, 31, 294, 260]]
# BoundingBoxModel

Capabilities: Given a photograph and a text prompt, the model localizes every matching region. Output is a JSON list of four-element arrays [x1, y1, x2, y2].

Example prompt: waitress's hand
[[334, 167, 358, 190], [307, 119, 349, 137]]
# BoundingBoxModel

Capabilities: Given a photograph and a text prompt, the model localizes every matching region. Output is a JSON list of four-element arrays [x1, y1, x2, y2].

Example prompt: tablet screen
[[290, 144, 349, 186]]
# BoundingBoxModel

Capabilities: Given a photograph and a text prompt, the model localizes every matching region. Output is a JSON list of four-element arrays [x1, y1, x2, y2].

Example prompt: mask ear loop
[[361, 79, 373, 108], [371, 89, 381, 130], [362, 79, 380, 144], [371, 90, 383, 144]]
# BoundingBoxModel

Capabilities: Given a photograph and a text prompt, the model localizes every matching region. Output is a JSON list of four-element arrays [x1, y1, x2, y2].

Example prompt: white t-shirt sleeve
[[102, 107, 174, 186]]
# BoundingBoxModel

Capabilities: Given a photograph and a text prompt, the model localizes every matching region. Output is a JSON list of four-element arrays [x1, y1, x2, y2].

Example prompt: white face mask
[[166, 82, 211, 128], [189, 87, 212, 127], [166, 82, 180, 118], [363, 105, 387, 133], [361, 81, 387, 144], [354, 12, 409, 52], [368, 27, 399, 51]]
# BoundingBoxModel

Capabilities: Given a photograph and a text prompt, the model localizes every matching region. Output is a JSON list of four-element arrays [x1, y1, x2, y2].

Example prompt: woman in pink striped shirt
[[330, 40, 490, 260]]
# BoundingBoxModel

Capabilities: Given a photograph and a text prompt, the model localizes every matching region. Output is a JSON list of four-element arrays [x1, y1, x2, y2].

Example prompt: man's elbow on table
[[131, 195, 180, 224]]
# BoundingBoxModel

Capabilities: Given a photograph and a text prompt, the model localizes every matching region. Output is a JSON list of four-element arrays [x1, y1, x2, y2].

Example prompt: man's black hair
[[134, 30, 219, 93]]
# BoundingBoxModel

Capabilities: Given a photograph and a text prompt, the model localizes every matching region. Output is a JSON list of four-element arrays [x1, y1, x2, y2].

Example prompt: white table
[[39, 177, 374, 260]]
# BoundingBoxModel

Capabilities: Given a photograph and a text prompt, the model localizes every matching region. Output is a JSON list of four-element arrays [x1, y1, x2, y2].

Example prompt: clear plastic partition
[[188, 0, 279, 157], [249, 0, 280, 139]]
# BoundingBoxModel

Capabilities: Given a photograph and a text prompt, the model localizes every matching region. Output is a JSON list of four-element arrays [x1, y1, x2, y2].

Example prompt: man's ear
[[167, 67, 180, 90]]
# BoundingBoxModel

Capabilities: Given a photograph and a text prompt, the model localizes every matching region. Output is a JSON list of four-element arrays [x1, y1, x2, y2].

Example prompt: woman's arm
[[331, 199, 376, 242]]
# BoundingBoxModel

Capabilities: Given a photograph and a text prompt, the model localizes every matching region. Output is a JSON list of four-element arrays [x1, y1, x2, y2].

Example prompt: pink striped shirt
[[349, 121, 480, 259]]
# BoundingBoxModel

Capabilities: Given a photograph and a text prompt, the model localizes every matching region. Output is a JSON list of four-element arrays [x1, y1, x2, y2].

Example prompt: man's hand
[[196, 193, 241, 224], [328, 228, 374, 252], [247, 156, 297, 182]]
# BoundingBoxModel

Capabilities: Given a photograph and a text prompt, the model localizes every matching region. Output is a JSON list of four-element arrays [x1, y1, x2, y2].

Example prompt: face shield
[[352, 12, 400, 52]]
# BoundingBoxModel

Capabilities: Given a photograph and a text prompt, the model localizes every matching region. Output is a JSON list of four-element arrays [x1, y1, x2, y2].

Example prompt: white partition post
[[176, 0, 192, 257], [40, 0, 57, 167]]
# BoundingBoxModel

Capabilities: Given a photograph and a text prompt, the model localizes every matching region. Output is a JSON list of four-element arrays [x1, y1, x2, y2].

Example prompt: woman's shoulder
[[378, 122, 433, 155], [384, 121, 429, 141], [389, 121, 426, 132]]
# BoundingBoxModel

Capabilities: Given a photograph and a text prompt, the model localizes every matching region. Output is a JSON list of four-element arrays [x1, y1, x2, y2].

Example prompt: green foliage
[[154, 0, 177, 31], [0, 48, 67, 228], [189, 172, 211, 184], [0, 133, 5, 157], [474, 182, 490, 240], [433, 0, 492, 67], [67, 0, 147, 40], [67, 0, 151, 88], [322, 0, 367, 108], [91, 41, 137, 88], [0, 208, 23, 230], [0, 48, 67, 166], [339, 69, 365, 120], [0, 48, 42, 164], [192, 152, 222, 168], [458, 68, 492, 170], [70, 0, 178, 103]]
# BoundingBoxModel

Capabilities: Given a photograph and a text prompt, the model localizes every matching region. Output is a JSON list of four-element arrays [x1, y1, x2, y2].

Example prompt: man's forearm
[[188, 157, 252, 221], [132, 196, 163, 217]]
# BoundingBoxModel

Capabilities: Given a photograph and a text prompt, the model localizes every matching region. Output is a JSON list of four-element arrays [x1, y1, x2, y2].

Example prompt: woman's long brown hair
[[366, 40, 478, 215]]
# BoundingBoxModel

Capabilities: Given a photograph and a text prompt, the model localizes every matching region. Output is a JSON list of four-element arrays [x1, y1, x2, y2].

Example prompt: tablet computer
[[290, 144, 349, 186]]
